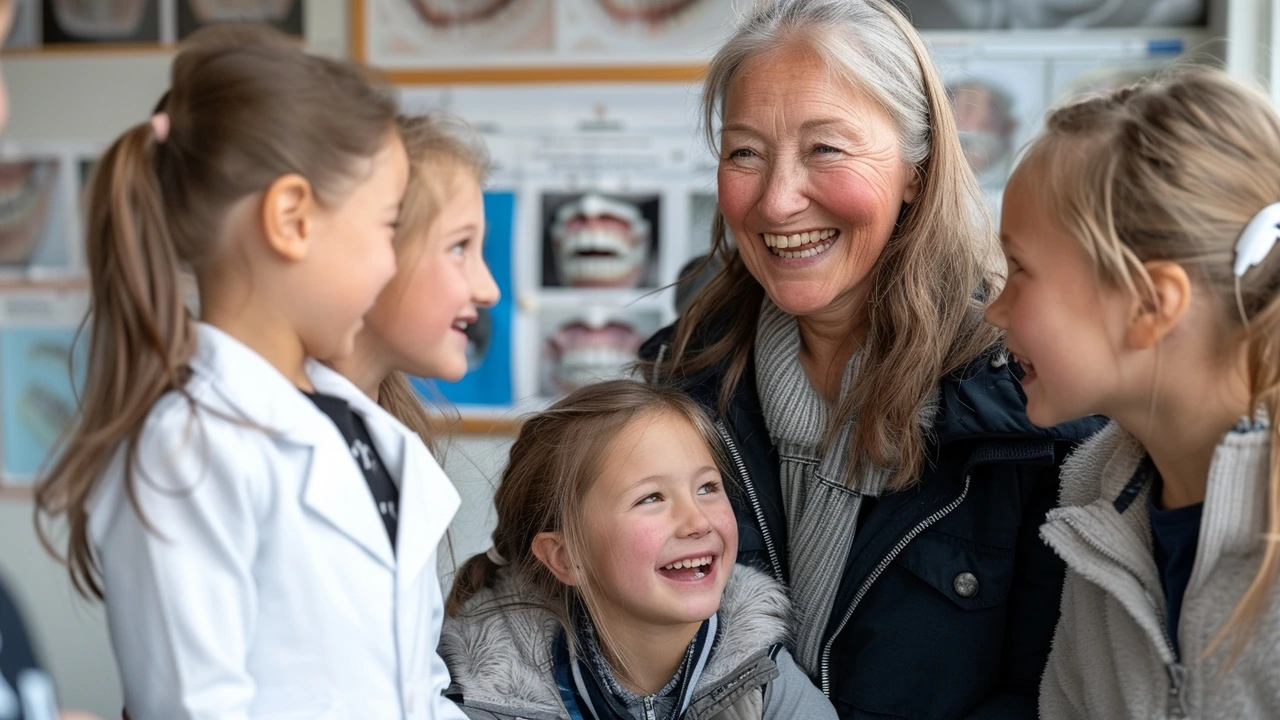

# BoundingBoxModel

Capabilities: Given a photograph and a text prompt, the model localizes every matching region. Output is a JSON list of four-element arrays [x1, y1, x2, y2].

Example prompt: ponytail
[[36, 121, 195, 599]]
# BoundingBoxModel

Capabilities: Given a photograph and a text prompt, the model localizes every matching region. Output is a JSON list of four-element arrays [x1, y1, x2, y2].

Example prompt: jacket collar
[[440, 565, 790, 717]]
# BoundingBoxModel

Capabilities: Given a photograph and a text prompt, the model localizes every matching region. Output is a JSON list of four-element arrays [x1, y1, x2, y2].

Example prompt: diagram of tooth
[[546, 193, 657, 289], [407, 0, 517, 28], [541, 307, 655, 396], [0, 161, 57, 266], [46, 0, 158, 42]]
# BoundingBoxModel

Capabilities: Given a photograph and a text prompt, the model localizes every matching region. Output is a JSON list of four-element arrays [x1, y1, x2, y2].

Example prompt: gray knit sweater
[[1040, 421, 1280, 719]]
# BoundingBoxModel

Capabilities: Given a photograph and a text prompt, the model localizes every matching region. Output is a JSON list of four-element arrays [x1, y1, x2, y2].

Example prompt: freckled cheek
[[717, 171, 760, 234], [813, 171, 897, 230], [601, 520, 670, 570]]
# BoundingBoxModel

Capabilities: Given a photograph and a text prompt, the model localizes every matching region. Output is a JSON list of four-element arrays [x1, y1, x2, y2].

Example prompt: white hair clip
[[1234, 202, 1280, 277]]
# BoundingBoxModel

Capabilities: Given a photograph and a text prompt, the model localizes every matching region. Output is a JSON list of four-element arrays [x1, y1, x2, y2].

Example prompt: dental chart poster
[[354, 0, 744, 77], [0, 289, 87, 486]]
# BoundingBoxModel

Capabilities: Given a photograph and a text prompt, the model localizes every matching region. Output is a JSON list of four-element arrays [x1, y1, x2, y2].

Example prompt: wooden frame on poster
[[349, 0, 710, 84]]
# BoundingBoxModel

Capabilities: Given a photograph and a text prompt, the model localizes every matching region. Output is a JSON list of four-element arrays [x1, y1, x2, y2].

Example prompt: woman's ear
[[261, 173, 316, 262], [531, 531, 580, 586], [1127, 261, 1192, 350]]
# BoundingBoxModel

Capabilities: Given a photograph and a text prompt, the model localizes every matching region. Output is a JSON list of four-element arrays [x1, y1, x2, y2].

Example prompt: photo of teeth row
[[10, 0, 304, 48]]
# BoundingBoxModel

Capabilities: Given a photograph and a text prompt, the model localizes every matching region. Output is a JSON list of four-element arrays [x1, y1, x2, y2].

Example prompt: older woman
[[641, 1, 1101, 718]]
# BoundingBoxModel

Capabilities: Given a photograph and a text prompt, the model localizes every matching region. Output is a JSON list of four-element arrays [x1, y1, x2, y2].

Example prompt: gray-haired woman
[[640, 0, 1102, 717]]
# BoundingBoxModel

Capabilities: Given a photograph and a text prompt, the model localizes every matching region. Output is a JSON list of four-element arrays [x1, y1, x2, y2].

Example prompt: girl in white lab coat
[[34, 26, 464, 720]]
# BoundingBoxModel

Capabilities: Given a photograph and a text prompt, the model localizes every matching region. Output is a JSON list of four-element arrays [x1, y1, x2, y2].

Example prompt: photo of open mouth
[[544, 316, 645, 395], [52, 0, 149, 39], [407, 0, 517, 28], [549, 193, 652, 289], [594, 0, 703, 23], [0, 162, 56, 266]]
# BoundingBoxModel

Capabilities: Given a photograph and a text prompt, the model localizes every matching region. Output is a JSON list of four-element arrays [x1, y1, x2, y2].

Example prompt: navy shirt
[[1149, 476, 1205, 659]]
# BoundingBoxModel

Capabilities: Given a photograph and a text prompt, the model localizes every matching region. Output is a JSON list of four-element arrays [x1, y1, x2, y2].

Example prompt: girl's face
[[984, 167, 1134, 427], [301, 133, 407, 362], [366, 168, 499, 382], [574, 411, 737, 638]]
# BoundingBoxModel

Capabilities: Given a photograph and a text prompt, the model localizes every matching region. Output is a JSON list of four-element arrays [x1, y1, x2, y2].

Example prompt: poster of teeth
[[0, 288, 88, 487], [23, 0, 304, 48], [0, 148, 83, 276], [354, 0, 746, 80], [538, 305, 663, 398]]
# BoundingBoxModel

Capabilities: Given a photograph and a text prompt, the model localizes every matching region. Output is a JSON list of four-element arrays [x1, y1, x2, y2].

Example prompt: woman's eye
[[814, 144, 841, 155], [727, 147, 757, 160], [697, 481, 721, 495], [637, 493, 662, 505]]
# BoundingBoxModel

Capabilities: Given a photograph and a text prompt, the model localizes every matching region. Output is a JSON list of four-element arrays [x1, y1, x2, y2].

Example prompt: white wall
[[0, 3, 514, 715]]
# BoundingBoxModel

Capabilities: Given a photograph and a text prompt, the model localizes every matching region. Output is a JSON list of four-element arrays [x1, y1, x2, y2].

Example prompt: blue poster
[[0, 326, 86, 482], [416, 190, 515, 407]]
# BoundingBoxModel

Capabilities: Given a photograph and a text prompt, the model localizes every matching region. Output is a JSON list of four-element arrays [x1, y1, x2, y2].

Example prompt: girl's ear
[[1127, 261, 1192, 350], [531, 531, 581, 586], [262, 173, 316, 262]]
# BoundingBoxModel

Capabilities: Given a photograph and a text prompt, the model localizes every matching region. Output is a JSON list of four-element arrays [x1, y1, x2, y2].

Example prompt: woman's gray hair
[[703, 0, 931, 166]]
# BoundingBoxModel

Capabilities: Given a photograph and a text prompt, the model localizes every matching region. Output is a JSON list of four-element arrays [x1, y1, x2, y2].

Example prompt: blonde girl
[[35, 27, 461, 719], [985, 68, 1280, 718], [331, 112, 499, 448], [439, 380, 836, 720]]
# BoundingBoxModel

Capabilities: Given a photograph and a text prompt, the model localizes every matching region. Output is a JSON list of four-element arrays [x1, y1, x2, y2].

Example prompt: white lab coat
[[87, 323, 468, 720]]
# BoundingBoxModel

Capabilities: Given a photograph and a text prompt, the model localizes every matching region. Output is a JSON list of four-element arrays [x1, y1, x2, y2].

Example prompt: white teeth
[[770, 241, 835, 260], [762, 228, 837, 249], [660, 555, 713, 571], [453, 320, 469, 331]]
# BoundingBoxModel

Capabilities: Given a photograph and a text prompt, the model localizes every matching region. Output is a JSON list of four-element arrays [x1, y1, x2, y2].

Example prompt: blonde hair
[[645, 0, 1000, 491], [374, 112, 491, 453], [1020, 67, 1280, 665], [35, 26, 399, 599], [445, 380, 731, 676]]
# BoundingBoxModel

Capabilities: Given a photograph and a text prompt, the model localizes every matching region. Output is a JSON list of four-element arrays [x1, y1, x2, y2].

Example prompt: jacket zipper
[[818, 472, 972, 696], [1055, 512, 1187, 717], [715, 420, 784, 584], [643, 696, 656, 720]]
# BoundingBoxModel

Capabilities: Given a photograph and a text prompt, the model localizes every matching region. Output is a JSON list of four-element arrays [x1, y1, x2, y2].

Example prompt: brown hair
[[445, 380, 730, 654], [643, 0, 1000, 492], [1019, 67, 1280, 665], [35, 25, 399, 599], [373, 113, 492, 454]]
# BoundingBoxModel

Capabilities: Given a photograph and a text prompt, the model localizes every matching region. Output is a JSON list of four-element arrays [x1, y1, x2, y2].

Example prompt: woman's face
[[717, 44, 918, 325]]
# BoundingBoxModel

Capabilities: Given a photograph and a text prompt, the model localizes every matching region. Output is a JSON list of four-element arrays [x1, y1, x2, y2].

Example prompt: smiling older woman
[[640, 1, 1103, 718]]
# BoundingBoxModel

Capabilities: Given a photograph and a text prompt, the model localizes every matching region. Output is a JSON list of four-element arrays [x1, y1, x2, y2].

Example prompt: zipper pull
[[1166, 663, 1188, 717]]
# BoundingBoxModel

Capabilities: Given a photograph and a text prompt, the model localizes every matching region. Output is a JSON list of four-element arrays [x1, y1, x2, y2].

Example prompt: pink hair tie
[[149, 112, 170, 144]]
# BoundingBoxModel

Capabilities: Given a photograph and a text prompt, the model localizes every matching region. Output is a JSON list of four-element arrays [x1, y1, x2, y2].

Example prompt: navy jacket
[[640, 325, 1104, 720]]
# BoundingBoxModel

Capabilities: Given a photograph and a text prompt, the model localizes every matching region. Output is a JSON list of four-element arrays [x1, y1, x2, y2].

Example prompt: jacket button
[[953, 572, 979, 598]]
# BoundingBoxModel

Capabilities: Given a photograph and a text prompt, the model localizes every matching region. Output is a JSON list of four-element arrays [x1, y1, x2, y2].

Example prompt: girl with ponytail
[[35, 25, 465, 720], [985, 67, 1280, 718]]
